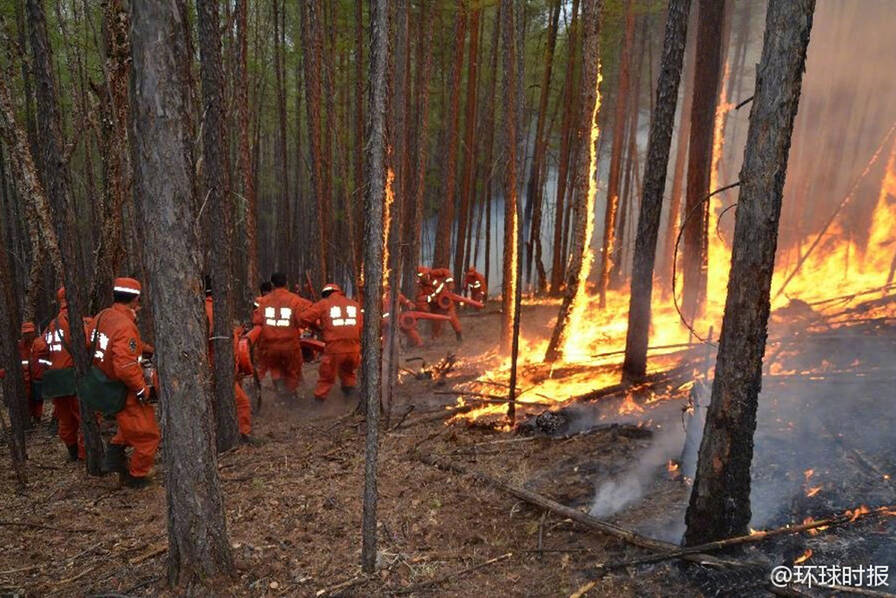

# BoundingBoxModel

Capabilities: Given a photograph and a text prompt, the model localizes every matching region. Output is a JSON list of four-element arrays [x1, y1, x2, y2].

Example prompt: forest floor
[[1, 301, 895, 597]]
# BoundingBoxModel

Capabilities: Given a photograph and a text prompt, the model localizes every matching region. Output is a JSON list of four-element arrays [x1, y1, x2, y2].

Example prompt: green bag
[[77, 365, 128, 417], [41, 367, 77, 399]]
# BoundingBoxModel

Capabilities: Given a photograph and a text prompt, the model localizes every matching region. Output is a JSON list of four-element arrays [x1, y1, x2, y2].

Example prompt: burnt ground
[[1, 302, 895, 597]]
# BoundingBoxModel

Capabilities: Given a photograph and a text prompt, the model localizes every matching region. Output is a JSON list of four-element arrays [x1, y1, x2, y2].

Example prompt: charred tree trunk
[[684, 0, 814, 545], [598, 0, 635, 307], [198, 0, 239, 452], [272, 0, 290, 276], [361, 0, 388, 573], [681, 0, 725, 321], [26, 0, 104, 474], [661, 5, 697, 294], [526, 0, 560, 294], [549, 0, 581, 295], [130, 0, 234, 584], [544, 0, 602, 363], [499, 0, 520, 351], [622, 0, 691, 383], [454, 4, 481, 281], [481, 8, 500, 290], [236, 0, 258, 298], [433, 3, 466, 270], [354, 0, 365, 284]]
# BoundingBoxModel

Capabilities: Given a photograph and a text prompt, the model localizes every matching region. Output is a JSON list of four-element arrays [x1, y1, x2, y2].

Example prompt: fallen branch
[[572, 363, 697, 403], [128, 545, 167, 565], [433, 390, 553, 407], [417, 454, 741, 569], [581, 505, 895, 574], [315, 574, 372, 597], [390, 552, 513, 595], [396, 404, 474, 428], [0, 520, 96, 534]]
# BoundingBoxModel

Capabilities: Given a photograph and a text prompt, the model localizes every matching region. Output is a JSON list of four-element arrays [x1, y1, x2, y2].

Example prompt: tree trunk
[[598, 0, 635, 307], [26, 0, 104, 474], [361, 0, 388, 573], [301, 0, 328, 287], [402, 1, 435, 297], [0, 182, 27, 486], [544, 0, 602, 363], [197, 0, 239, 452], [499, 0, 520, 351], [354, 0, 365, 287], [272, 0, 290, 276], [549, 0, 581, 295], [130, 0, 234, 584], [684, 0, 815, 545], [433, 3, 466, 270], [621, 0, 691, 383], [660, 5, 697, 294], [525, 0, 560, 294], [89, 0, 130, 315], [681, 0, 726, 321], [480, 8, 501, 293], [236, 0, 258, 298], [454, 4, 481, 281]]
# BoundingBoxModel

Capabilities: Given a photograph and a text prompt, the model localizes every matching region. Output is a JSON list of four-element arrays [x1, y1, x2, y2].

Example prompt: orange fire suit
[[464, 268, 487, 304], [91, 303, 160, 478], [300, 293, 362, 399], [252, 287, 312, 391], [205, 297, 251, 435], [18, 336, 47, 421], [383, 291, 421, 346], [428, 268, 461, 337], [42, 308, 87, 458]]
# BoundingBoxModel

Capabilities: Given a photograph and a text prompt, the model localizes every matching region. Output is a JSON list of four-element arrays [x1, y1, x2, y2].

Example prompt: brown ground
[[1, 303, 893, 597]]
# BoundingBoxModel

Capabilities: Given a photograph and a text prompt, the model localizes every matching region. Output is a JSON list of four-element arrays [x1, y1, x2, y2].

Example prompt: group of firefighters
[[3, 265, 486, 490]]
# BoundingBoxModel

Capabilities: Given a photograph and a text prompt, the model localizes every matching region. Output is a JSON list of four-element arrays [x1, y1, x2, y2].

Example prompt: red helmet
[[416, 266, 430, 277]]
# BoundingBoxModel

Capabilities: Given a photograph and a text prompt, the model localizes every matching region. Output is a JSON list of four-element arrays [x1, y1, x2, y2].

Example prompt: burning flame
[[794, 549, 813, 564], [806, 486, 822, 498], [450, 113, 896, 425], [846, 505, 871, 522], [618, 392, 645, 415], [383, 165, 395, 284]]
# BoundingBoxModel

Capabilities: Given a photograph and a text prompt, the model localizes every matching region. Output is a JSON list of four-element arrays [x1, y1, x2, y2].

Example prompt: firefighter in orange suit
[[92, 278, 159, 488], [204, 282, 252, 440], [464, 266, 487, 304], [382, 286, 420, 347], [18, 321, 47, 425], [252, 272, 311, 393], [41, 287, 87, 460], [300, 283, 362, 400], [428, 267, 462, 342]]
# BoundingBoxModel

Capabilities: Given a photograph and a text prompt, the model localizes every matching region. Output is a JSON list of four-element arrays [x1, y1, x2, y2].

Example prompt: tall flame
[[383, 165, 396, 284], [562, 64, 603, 361]]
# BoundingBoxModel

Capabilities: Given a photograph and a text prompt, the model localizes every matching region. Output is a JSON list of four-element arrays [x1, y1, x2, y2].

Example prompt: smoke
[[589, 426, 684, 519]]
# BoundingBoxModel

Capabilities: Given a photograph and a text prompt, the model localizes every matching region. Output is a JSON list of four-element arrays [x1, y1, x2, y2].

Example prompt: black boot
[[103, 444, 127, 474], [66, 444, 79, 462], [455, 331, 463, 343], [341, 385, 355, 397], [121, 472, 150, 489]]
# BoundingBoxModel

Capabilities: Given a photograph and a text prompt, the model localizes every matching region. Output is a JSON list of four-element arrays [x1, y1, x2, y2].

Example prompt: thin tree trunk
[[660, 4, 697, 294], [544, 0, 602, 363], [454, 3, 481, 281], [481, 8, 501, 293], [198, 0, 239, 452], [25, 0, 104, 474], [131, 0, 234, 585], [354, 0, 365, 286], [685, 0, 814, 545], [403, 1, 434, 297], [433, 3, 466, 269], [361, 0, 388, 573], [681, 0, 726, 321], [549, 0, 581, 295], [499, 0, 520, 351], [236, 0, 258, 298], [622, 0, 691, 382], [598, 0, 635, 307], [302, 0, 328, 287]]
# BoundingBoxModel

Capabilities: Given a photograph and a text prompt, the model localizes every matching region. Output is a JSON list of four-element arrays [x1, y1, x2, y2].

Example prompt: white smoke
[[589, 426, 685, 519]]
